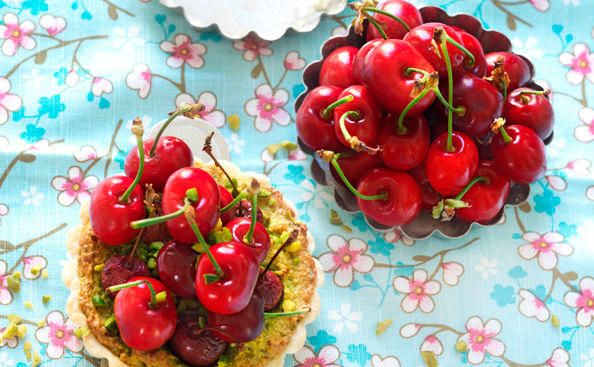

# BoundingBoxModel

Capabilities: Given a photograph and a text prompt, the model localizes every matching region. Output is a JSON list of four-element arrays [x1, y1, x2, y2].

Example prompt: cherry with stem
[[435, 27, 456, 153], [321, 95, 353, 119], [108, 279, 168, 309], [349, 1, 411, 39], [337, 111, 381, 154], [432, 176, 488, 221]]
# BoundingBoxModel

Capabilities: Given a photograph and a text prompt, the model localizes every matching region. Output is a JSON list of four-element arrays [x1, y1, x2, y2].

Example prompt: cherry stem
[[184, 199, 225, 280], [264, 308, 310, 318], [131, 206, 184, 228], [440, 33, 455, 153], [405, 67, 430, 78], [520, 89, 551, 96], [263, 229, 299, 275], [126, 227, 144, 267], [445, 36, 475, 66], [363, 13, 388, 40], [502, 79, 508, 101], [455, 176, 489, 201], [338, 110, 361, 144], [330, 153, 387, 201], [431, 87, 466, 115], [364, 7, 410, 32], [499, 126, 513, 144], [397, 88, 430, 135], [219, 190, 248, 213], [203, 132, 239, 197], [321, 95, 354, 119], [244, 186, 259, 244], [107, 280, 161, 309], [149, 103, 198, 157], [120, 118, 144, 204]]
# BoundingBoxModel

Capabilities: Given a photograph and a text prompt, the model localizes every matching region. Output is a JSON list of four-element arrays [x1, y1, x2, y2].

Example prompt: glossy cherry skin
[[457, 32, 487, 77], [426, 132, 479, 196], [219, 185, 237, 225], [352, 39, 383, 84], [330, 150, 383, 187], [366, 0, 423, 41], [486, 52, 531, 91], [503, 88, 554, 139], [157, 241, 198, 299], [408, 164, 441, 210], [296, 85, 346, 152], [361, 39, 436, 114], [168, 313, 228, 367], [356, 168, 422, 226], [124, 137, 193, 192], [404, 23, 465, 77], [378, 114, 430, 171], [224, 199, 265, 226], [162, 167, 220, 243], [456, 160, 510, 224], [439, 73, 503, 137], [89, 175, 145, 246], [101, 255, 150, 294], [225, 217, 271, 264], [195, 241, 260, 315], [491, 125, 546, 184], [319, 46, 358, 88], [333, 85, 382, 149], [113, 277, 177, 351], [207, 290, 265, 343], [256, 270, 283, 311]]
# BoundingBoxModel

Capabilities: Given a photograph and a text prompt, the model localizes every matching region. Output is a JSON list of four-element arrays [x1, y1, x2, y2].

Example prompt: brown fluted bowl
[[295, 6, 552, 239]]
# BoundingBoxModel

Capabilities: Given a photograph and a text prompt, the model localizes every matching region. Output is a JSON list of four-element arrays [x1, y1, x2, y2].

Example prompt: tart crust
[[62, 160, 323, 367]]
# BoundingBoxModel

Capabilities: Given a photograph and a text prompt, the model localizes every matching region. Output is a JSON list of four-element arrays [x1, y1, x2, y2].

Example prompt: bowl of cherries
[[295, 0, 554, 239]]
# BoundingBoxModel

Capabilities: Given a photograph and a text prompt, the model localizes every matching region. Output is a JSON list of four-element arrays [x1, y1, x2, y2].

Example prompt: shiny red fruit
[[101, 255, 150, 294], [124, 137, 193, 192], [319, 46, 358, 88], [256, 270, 283, 312], [426, 132, 479, 196], [89, 175, 145, 246], [366, 0, 423, 41], [492, 125, 546, 184], [195, 242, 260, 315], [225, 217, 271, 264], [352, 39, 383, 84], [456, 160, 510, 224], [378, 114, 430, 171], [503, 88, 554, 140], [168, 313, 228, 367], [330, 150, 383, 187], [457, 31, 487, 76], [485, 52, 531, 91], [218, 185, 237, 225], [207, 290, 265, 343], [356, 168, 422, 226], [333, 85, 382, 149], [157, 241, 198, 299], [113, 277, 177, 351], [162, 167, 220, 243], [408, 164, 441, 210]]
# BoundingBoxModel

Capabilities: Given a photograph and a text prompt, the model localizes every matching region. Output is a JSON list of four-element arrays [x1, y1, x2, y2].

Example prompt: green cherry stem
[[338, 110, 361, 144], [445, 36, 475, 66], [107, 280, 162, 309], [321, 95, 354, 119], [440, 33, 455, 153], [149, 103, 203, 157], [365, 14, 388, 40], [244, 180, 260, 244], [131, 190, 198, 229], [405, 67, 431, 78], [397, 88, 431, 135], [325, 152, 387, 201], [520, 89, 551, 96], [120, 118, 145, 204], [264, 308, 310, 318], [364, 7, 410, 31], [432, 87, 466, 115], [220, 190, 248, 213], [499, 126, 513, 144], [454, 176, 489, 201]]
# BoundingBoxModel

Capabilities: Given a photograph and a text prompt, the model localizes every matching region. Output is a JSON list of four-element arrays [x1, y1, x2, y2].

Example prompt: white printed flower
[[22, 256, 47, 280], [512, 36, 543, 59], [36, 311, 83, 359], [245, 84, 290, 132], [575, 107, 594, 143], [559, 43, 594, 84], [175, 91, 225, 128], [294, 345, 340, 367], [233, 34, 272, 61], [518, 289, 550, 322], [112, 26, 144, 54], [39, 14, 66, 36], [564, 276, 594, 327], [421, 334, 443, 355], [546, 347, 570, 367], [301, 179, 333, 209], [22, 68, 47, 89], [441, 262, 464, 286], [400, 323, 421, 338], [383, 228, 415, 246], [566, 158, 591, 176], [0, 12, 35, 56], [22, 186, 43, 207], [65, 70, 79, 87], [587, 186, 594, 201], [579, 348, 594, 367], [0, 77, 22, 125], [0, 260, 13, 305], [74, 145, 97, 162], [51, 166, 98, 206], [474, 257, 498, 279], [283, 51, 305, 70], [160, 33, 206, 69], [371, 355, 401, 367], [327, 303, 362, 334], [126, 63, 152, 99], [457, 317, 505, 365], [518, 232, 573, 270], [393, 269, 441, 313], [319, 235, 374, 287], [91, 77, 113, 97], [0, 328, 18, 348]]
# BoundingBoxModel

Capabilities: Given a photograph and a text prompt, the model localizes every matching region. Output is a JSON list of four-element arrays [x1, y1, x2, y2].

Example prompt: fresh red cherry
[[319, 46, 358, 88], [219, 184, 238, 225], [356, 168, 422, 226], [408, 163, 441, 210], [456, 32, 487, 76], [361, 39, 436, 114], [256, 270, 283, 312], [296, 85, 347, 152], [352, 39, 383, 84], [225, 217, 270, 264], [207, 290, 265, 343], [101, 255, 150, 294], [156, 241, 198, 299], [111, 277, 177, 351], [426, 132, 479, 196], [404, 23, 466, 77], [491, 124, 546, 184], [195, 241, 260, 315], [140, 185, 170, 244], [124, 137, 193, 193], [503, 88, 554, 140], [162, 167, 220, 243], [333, 85, 382, 151], [225, 199, 264, 225], [330, 150, 383, 187], [486, 52, 531, 91], [168, 313, 228, 367], [377, 114, 430, 171], [365, 0, 423, 41], [456, 160, 510, 224]]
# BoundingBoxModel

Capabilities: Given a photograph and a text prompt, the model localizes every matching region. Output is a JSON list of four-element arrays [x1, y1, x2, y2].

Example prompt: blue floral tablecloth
[[1, 0, 593, 366]]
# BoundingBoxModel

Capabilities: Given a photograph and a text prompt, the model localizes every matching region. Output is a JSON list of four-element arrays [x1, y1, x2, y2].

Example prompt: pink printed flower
[[65, 70, 79, 87], [399, 323, 421, 338], [0, 77, 22, 126], [383, 228, 414, 246], [284, 51, 305, 70], [564, 276, 594, 327], [421, 335, 443, 356], [22, 256, 47, 280], [566, 158, 591, 176], [91, 77, 113, 97], [74, 146, 97, 163], [0, 260, 13, 305], [393, 269, 441, 313], [575, 107, 594, 143], [233, 34, 272, 62], [175, 91, 225, 128], [126, 63, 152, 99], [35, 311, 83, 359], [441, 262, 464, 286], [529, 0, 550, 11], [559, 43, 594, 84], [457, 317, 506, 365], [289, 147, 306, 161], [293, 345, 340, 367], [51, 166, 99, 207], [160, 34, 206, 69], [0, 12, 36, 56], [245, 84, 290, 132], [546, 347, 570, 367], [0, 203, 7, 225], [518, 232, 573, 270], [319, 235, 374, 287], [545, 175, 567, 191], [0, 327, 18, 348], [39, 14, 66, 36], [518, 289, 550, 322]]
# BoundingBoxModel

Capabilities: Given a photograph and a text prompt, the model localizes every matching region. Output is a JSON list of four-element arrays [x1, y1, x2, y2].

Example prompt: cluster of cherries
[[297, 0, 552, 227], [88, 106, 305, 366]]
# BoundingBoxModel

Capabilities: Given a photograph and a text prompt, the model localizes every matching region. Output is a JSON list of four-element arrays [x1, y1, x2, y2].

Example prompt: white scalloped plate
[[159, 0, 347, 41]]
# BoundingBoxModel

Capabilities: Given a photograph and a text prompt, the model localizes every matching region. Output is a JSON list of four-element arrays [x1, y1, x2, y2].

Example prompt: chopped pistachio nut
[[267, 198, 277, 206], [32, 351, 41, 367], [7, 314, 21, 324], [199, 317, 206, 329], [42, 295, 51, 305], [279, 141, 298, 151], [41, 269, 49, 278], [207, 227, 232, 245], [455, 340, 467, 352], [192, 243, 206, 253], [37, 319, 45, 327], [104, 315, 116, 331], [17, 324, 27, 338], [7, 276, 20, 292], [147, 257, 157, 269], [286, 241, 301, 253], [155, 291, 167, 303], [341, 225, 353, 233], [258, 189, 271, 198], [376, 318, 394, 335], [24, 341, 32, 352], [218, 354, 230, 367], [24, 301, 34, 310], [293, 258, 300, 265], [92, 295, 106, 307], [551, 314, 560, 327], [282, 299, 296, 312], [81, 326, 90, 337], [277, 231, 290, 245], [12, 271, 21, 279], [93, 263, 104, 272], [74, 327, 90, 338], [421, 350, 438, 367], [329, 209, 343, 225], [149, 241, 164, 251]]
